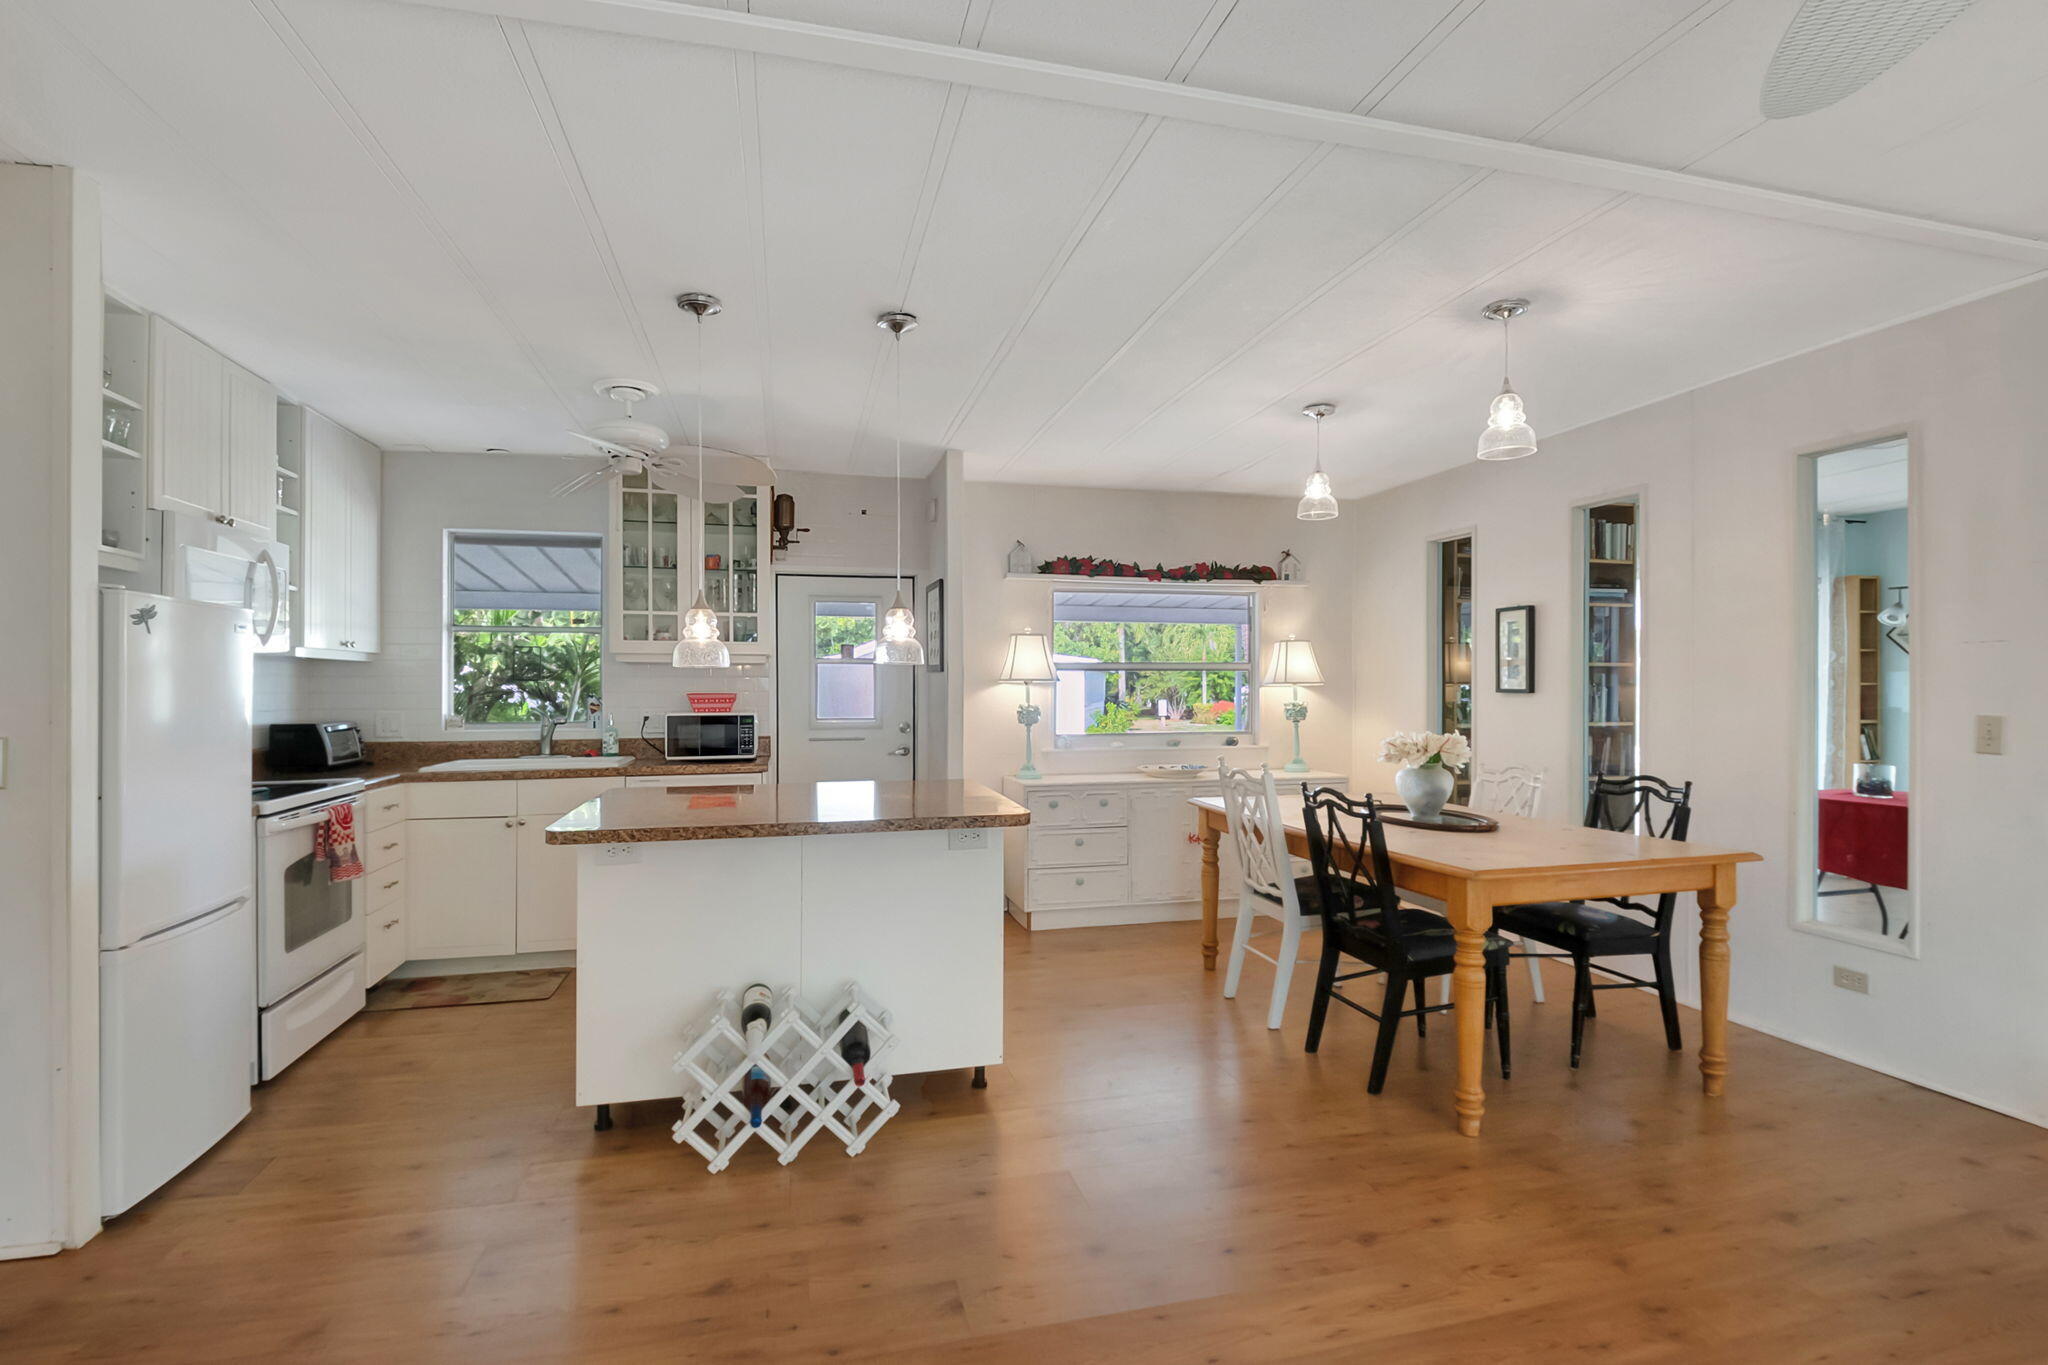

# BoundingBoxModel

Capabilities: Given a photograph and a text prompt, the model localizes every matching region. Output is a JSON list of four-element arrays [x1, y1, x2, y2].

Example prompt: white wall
[[0, 165, 101, 1255], [1346, 277, 2048, 1126], [956, 482, 1353, 792], [256, 458, 934, 751]]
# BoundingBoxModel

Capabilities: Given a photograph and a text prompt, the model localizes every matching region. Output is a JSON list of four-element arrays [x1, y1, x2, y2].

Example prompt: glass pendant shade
[[1297, 469, 1339, 521], [1476, 385, 1537, 461], [671, 589, 730, 669], [874, 592, 924, 666]]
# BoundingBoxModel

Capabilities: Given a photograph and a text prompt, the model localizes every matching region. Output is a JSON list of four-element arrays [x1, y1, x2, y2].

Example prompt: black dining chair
[[1299, 787, 1512, 1094], [1495, 774, 1693, 1068]]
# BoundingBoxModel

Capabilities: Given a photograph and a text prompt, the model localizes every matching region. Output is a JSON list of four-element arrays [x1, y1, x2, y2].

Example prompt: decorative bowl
[[1137, 763, 1210, 779]]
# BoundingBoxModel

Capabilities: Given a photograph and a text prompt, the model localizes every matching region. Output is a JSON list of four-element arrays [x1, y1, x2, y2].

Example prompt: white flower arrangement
[[1379, 729, 1472, 772]]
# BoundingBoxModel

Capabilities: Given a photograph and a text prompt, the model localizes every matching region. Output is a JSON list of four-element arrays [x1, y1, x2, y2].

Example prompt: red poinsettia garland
[[1036, 555, 1276, 582]]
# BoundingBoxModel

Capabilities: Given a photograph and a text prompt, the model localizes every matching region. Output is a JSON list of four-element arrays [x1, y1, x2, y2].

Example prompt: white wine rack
[[671, 984, 901, 1173]]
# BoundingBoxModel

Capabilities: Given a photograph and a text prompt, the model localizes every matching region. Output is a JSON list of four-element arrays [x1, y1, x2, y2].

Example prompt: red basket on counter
[[687, 692, 738, 713]]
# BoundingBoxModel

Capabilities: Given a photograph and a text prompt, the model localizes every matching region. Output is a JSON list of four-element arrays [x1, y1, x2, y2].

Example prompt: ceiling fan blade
[[551, 465, 615, 498], [567, 429, 639, 461]]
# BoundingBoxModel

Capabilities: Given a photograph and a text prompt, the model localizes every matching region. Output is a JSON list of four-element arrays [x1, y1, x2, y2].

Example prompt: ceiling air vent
[[1760, 0, 1980, 119]]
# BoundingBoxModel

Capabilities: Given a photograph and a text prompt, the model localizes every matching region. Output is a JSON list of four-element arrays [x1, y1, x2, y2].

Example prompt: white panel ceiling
[[1, 0, 2041, 497]]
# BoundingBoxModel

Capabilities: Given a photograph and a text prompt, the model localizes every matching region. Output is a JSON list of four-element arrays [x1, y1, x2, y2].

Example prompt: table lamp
[[999, 631, 1058, 781], [1264, 637, 1323, 773]]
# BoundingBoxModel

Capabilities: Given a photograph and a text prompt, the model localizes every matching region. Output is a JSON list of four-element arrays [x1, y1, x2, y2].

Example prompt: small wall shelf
[[102, 387, 141, 410], [102, 439, 143, 460], [1582, 501, 1640, 812]]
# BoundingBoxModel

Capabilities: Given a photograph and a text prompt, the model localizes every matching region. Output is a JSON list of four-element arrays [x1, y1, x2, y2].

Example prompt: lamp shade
[[999, 631, 1058, 683], [1264, 638, 1324, 687]]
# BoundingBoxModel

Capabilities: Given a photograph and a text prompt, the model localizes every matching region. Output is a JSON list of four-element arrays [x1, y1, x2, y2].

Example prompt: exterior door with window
[[774, 576, 914, 785]]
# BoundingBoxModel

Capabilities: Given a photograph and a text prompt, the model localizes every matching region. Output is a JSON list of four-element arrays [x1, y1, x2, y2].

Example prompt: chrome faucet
[[538, 712, 558, 756]]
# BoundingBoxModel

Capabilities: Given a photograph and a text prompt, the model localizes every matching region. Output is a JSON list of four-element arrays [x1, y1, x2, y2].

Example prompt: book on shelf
[[1588, 518, 1635, 562]]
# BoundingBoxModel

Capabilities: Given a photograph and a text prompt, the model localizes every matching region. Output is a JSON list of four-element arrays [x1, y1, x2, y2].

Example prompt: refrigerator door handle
[[130, 895, 250, 947]]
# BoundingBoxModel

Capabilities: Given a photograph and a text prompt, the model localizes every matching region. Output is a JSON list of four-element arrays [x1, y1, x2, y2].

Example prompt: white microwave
[[163, 512, 292, 653], [664, 713, 757, 762]]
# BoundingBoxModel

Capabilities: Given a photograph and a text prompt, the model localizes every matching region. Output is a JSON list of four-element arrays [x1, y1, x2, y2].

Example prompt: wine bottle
[[739, 1066, 773, 1129], [740, 983, 773, 1055], [839, 1013, 871, 1086]]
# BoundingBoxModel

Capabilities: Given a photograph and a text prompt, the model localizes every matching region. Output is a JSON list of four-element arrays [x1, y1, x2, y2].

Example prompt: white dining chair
[[1437, 764, 1550, 1004], [1219, 761, 1318, 1030]]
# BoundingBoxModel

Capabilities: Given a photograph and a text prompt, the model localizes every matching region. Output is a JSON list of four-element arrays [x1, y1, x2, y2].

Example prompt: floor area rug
[[364, 968, 570, 1011]]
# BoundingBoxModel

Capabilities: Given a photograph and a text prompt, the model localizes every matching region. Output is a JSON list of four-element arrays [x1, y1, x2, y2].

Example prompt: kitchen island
[[548, 779, 1029, 1127]]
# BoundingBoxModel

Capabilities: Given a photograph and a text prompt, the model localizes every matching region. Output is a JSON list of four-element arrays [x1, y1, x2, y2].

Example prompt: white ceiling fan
[[552, 379, 686, 496]]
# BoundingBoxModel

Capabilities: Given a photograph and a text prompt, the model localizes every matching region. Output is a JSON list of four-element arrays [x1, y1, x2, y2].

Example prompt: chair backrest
[[1585, 773, 1693, 926], [1471, 763, 1546, 820], [1299, 786, 1417, 943], [1217, 760, 1289, 903], [1584, 773, 1692, 840]]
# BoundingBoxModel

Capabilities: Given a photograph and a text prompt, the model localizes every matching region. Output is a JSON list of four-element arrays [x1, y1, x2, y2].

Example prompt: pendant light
[[1475, 298, 1538, 462], [671, 292, 731, 669], [873, 311, 924, 665], [1296, 402, 1338, 520]]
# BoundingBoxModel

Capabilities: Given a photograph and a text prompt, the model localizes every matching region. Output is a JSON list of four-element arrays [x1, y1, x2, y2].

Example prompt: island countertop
[[545, 778, 1030, 844]]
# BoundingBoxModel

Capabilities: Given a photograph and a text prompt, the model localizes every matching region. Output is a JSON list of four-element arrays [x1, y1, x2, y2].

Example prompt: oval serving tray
[[1373, 804, 1499, 833], [1136, 762, 1211, 779]]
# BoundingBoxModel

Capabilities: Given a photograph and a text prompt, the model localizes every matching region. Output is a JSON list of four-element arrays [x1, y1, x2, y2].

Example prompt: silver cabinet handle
[[888, 746, 910, 757], [382, 917, 399, 930], [1048, 799, 1060, 809], [381, 841, 398, 851], [380, 801, 400, 812], [517, 819, 527, 826], [1073, 837, 1084, 846], [1098, 798, 1109, 807], [1073, 876, 1084, 886]]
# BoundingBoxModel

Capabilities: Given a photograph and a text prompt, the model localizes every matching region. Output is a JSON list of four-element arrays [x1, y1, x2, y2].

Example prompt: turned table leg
[[1698, 864, 1736, 1097], [1200, 820, 1222, 971], [1446, 881, 1491, 1138]]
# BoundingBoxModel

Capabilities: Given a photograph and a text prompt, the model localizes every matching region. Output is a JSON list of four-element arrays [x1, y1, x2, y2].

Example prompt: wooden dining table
[[1189, 794, 1762, 1137]]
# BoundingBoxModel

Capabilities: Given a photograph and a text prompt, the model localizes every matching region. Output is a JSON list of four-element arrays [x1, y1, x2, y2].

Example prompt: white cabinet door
[[514, 817, 578, 952], [148, 316, 227, 521], [345, 434, 381, 653], [1127, 788, 1204, 903], [296, 407, 379, 657], [406, 817, 518, 959], [224, 360, 277, 539]]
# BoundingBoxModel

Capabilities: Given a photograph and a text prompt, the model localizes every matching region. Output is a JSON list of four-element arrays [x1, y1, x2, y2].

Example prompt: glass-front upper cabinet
[[608, 469, 689, 656], [699, 483, 770, 656]]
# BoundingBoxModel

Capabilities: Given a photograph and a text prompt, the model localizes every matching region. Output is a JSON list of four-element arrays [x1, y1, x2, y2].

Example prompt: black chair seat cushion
[[1305, 877, 1512, 969], [1496, 899, 1658, 952]]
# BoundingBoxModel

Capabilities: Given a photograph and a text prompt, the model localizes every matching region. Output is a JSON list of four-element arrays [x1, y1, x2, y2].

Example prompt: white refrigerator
[[100, 588, 257, 1217]]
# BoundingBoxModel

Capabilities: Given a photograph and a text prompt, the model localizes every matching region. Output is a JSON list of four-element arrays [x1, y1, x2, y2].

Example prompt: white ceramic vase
[[1395, 763, 1456, 822]]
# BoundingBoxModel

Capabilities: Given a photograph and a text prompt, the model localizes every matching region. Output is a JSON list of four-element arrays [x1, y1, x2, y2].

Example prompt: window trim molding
[[443, 528, 606, 732], [1043, 583, 1261, 749]]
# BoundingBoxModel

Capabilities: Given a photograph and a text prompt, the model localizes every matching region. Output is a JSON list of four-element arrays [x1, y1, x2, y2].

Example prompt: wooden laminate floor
[[6, 919, 2047, 1363]]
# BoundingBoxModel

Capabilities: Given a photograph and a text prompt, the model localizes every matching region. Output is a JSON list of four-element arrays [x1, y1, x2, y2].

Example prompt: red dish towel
[[316, 804, 364, 882]]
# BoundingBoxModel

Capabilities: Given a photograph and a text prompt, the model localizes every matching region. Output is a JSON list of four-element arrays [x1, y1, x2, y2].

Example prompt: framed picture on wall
[[1496, 604, 1534, 693], [925, 578, 945, 673]]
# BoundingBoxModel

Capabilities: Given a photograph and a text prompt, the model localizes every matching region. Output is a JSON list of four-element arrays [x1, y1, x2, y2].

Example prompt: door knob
[[888, 746, 910, 756]]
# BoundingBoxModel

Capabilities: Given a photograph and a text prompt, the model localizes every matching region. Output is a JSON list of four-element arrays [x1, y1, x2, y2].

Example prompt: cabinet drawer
[[364, 787, 407, 831], [517, 776, 625, 815], [1029, 827, 1129, 869], [1025, 789, 1127, 828], [368, 863, 406, 913], [364, 824, 407, 873], [365, 906, 406, 985], [406, 780, 517, 819], [1028, 867, 1130, 908]]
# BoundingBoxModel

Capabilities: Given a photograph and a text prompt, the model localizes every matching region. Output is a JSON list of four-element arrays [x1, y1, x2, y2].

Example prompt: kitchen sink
[[419, 755, 637, 773]]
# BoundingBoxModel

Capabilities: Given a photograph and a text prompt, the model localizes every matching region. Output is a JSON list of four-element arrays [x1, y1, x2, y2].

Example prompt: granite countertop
[[1000, 766, 1347, 789], [255, 736, 772, 788], [545, 779, 1030, 844]]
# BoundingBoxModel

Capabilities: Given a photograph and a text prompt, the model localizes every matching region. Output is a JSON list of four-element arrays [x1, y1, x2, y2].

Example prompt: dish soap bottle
[[601, 712, 620, 757]]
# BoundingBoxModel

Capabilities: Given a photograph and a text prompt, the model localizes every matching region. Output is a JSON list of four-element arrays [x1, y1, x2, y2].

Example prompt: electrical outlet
[[598, 844, 640, 865], [1975, 715, 2005, 755], [375, 712, 403, 739], [1832, 966, 1869, 995], [947, 828, 989, 851]]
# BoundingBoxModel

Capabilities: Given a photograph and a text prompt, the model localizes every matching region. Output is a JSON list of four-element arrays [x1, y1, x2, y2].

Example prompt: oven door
[[256, 798, 367, 1007]]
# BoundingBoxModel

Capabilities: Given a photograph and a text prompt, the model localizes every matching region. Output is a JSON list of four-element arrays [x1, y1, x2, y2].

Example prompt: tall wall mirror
[[1807, 440, 1912, 945]]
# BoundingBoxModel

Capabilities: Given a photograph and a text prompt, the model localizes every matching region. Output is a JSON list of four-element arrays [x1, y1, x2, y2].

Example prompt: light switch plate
[[1975, 715, 2005, 755]]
